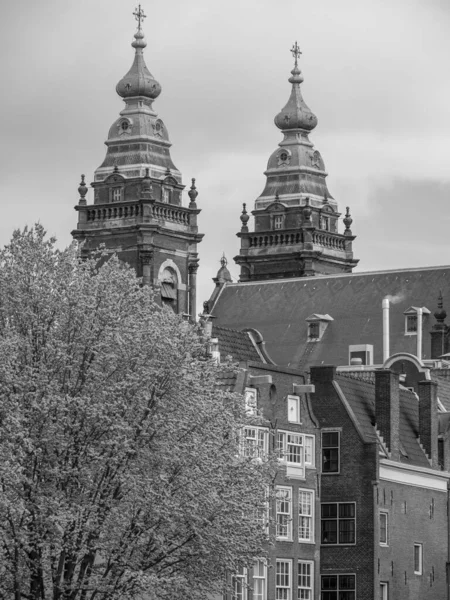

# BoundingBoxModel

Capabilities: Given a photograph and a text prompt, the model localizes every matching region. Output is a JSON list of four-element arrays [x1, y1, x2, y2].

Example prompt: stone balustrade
[[84, 202, 191, 225], [248, 229, 347, 250]]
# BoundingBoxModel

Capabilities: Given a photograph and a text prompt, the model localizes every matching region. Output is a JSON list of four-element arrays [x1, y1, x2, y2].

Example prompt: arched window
[[160, 267, 178, 312]]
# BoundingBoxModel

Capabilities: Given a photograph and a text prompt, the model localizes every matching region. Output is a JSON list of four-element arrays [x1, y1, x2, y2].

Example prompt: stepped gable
[[210, 265, 450, 368], [336, 373, 430, 467]]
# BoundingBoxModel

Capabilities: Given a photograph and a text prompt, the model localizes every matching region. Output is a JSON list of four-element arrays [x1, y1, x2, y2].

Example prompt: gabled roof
[[337, 372, 430, 468], [210, 265, 450, 369]]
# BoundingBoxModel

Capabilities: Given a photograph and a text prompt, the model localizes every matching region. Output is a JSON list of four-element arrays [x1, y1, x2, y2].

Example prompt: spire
[[274, 42, 318, 132], [116, 6, 161, 101]]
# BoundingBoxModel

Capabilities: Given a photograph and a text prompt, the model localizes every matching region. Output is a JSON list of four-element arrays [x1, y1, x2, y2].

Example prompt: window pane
[[339, 575, 355, 589], [339, 520, 355, 544], [380, 513, 387, 544], [321, 504, 337, 518], [322, 520, 337, 544], [323, 432, 339, 447], [288, 396, 300, 422], [322, 576, 337, 590], [322, 448, 339, 473], [304, 436, 314, 465], [339, 504, 355, 518]]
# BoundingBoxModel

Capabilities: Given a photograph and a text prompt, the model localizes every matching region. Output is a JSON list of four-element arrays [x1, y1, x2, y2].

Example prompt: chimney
[[382, 298, 390, 362], [310, 365, 336, 385], [418, 380, 438, 467], [375, 369, 400, 461]]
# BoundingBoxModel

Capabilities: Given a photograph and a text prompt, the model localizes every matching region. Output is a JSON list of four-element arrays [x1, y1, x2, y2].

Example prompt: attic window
[[403, 306, 430, 336], [245, 388, 257, 415], [305, 313, 333, 342], [308, 322, 320, 340], [406, 314, 417, 334]]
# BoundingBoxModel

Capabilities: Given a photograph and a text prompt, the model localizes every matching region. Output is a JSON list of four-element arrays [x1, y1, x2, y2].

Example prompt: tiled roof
[[212, 325, 264, 364], [215, 369, 238, 392], [431, 370, 450, 411], [210, 265, 450, 369], [336, 373, 429, 468]]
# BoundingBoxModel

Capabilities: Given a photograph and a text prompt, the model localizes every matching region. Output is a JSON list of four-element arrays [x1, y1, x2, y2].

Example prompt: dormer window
[[306, 314, 334, 342], [406, 314, 417, 334], [308, 322, 320, 340], [403, 306, 430, 336], [111, 187, 122, 202], [274, 215, 283, 230], [162, 188, 171, 204]]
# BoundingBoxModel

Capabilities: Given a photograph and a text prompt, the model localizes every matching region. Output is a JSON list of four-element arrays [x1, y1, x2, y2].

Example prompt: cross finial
[[133, 5, 146, 31], [290, 41, 302, 67]]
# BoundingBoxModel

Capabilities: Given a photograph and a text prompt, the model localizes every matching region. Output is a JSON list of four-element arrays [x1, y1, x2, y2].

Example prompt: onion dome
[[274, 42, 318, 132], [116, 19, 161, 100]]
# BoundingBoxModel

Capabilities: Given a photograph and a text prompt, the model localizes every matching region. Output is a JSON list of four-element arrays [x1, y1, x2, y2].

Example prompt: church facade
[[73, 9, 450, 600]]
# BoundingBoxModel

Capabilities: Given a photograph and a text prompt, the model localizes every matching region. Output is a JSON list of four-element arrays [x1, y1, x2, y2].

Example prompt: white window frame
[[414, 543, 423, 575], [297, 560, 314, 600], [276, 559, 292, 600], [287, 395, 300, 423], [232, 566, 248, 600], [380, 582, 388, 600], [304, 435, 315, 468], [253, 560, 267, 600], [277, 431, 305, 479], [298, 489, 314, 543], [276, 486, 293, 541], [244, 387, 258, 416], [256, 487, 270, 534], [241, 426, 268, 459], [405, 313, 418, 335], [379, 511, 388, 546]]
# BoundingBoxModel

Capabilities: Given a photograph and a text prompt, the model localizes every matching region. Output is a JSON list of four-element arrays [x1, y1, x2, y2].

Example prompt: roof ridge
[[218, 264, 450, 287]]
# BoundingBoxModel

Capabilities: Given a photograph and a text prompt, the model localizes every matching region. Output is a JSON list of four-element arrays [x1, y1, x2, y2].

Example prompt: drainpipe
[[417, 307, 423, 360], [382, 298, 390, 362]]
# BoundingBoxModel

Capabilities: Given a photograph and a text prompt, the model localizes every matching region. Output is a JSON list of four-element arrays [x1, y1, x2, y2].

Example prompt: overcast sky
[[1, 0, 450, 309]]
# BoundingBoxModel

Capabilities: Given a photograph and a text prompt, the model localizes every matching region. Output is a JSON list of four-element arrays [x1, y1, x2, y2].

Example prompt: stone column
[[188, 262, 199, 322], [140, 251, 153, 287]]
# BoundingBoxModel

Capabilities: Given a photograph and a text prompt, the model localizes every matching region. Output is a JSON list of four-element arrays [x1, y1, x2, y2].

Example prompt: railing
[[249, 231, 303, 248], [85, 202, 191, 226], [312, 231, 346, 250]]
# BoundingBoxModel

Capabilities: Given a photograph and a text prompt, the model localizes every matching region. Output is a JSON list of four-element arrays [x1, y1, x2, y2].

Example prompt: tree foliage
[[0, 226, 275, 600]]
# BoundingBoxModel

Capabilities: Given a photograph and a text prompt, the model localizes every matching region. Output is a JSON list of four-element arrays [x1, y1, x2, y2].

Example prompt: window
[[322, 431, 339, 473], [287, 395, 300, 423], [406, 314, 417, 334], [414, 543, 423, 575], [276, 560, 291, 600], [379, 512, 388, 546], [256, 487, 270, 534], [112, 187, 122, 202], [299, 490, 314, 542], [253, 560, 267, 600], [298, 561, 313, 600], [274, 215, 283, 230], [232, 567, 247, 600], [304, 435, 315, 468], [121, 120, 129, 131], [277, 431, 305, 478], [162, 188, 171, 203], [321, 575, 355, 600], [320, 216, 330, 231], [276, 487, 293, 540], [241, 427, 268, 458], [280, 152, 288, 162], [379, 582, 388, 600], [308, 322, 320, 340], [321, 503, 356, 545], [244, 387, 257, 415]]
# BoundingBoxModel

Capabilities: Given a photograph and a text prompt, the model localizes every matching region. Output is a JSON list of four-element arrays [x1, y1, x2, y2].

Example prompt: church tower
[[235, 44, 358, 281], [72, 7, 203, 319]]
